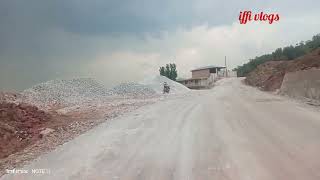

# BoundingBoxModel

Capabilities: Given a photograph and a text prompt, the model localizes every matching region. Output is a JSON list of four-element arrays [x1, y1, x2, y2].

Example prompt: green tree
[[169, 63, 177, 81], [165, 64, 170, 78], [272, 48, 283, 60], [159, 63, 178, 81], [159, 67, 165, 76]]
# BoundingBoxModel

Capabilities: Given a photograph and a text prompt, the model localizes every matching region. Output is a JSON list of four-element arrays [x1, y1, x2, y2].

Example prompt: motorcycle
[[163, 82, 170, 94]]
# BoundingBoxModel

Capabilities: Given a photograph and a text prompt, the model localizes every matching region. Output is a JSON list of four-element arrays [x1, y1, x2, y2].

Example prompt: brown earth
[[245, 48, 320, 91], [0, 97, 156, 176], [0, 100, 112, 164], [0, 92, 19, 103], [0, 102, 52, 159]]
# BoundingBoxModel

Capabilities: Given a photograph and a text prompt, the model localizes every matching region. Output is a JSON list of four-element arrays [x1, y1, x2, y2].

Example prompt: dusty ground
[[245, 48, 320, 91], [2, 78, 320, 180], [0, 97, 158, 176]]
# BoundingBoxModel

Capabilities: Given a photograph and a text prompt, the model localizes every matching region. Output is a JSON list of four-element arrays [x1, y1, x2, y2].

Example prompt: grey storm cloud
[[0, 0, 320, 91], [1, 0, 319, 54], [0, 0, 282, 36], [1, 0, 244, 59]]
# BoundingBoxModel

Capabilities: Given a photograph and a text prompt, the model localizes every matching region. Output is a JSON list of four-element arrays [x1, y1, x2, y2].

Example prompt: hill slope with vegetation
[[245, 47, 320, 91], [235, 34, 320, 77]]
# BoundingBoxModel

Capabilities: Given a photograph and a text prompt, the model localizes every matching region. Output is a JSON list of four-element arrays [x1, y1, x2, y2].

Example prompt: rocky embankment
[[245, 48, 320, 91]]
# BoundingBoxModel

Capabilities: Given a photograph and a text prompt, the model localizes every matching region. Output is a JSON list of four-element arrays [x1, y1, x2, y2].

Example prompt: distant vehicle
[[163, 82, 170, 94]]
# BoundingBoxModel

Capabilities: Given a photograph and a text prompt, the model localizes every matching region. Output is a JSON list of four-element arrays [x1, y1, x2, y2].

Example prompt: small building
[[177, 65, 226, 89]]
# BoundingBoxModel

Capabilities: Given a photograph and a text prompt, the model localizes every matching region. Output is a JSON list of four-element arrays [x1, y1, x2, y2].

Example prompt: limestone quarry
[[0, 75, 190, 175]]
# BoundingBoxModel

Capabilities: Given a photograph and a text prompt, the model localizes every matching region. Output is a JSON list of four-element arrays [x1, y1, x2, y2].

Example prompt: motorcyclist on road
[[163, 82, 170, 94]]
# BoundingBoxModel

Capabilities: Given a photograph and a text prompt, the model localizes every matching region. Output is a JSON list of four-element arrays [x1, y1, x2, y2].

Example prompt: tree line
[[159, 63, 178, 81], [234, 34, 320, 77]]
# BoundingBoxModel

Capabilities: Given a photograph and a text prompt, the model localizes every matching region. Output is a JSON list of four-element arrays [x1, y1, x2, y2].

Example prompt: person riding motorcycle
[[163, 82, 170, 94]]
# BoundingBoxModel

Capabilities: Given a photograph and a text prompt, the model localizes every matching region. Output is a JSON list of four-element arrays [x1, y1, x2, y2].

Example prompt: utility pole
[[225, 56, 228, 77]]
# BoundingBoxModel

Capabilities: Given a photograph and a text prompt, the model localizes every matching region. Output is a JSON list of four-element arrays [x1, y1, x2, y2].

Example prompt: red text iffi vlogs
[[239, 11, 280, 24]]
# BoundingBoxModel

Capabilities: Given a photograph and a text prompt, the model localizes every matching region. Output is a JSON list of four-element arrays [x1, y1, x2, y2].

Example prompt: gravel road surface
[[3, 78, 320, 180]]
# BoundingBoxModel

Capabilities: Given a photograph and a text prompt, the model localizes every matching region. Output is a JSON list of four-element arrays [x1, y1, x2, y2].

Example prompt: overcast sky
[[1, 0, 320, 91]]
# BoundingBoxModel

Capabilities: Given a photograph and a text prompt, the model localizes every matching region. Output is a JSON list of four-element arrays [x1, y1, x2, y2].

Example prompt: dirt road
[[2, 78, 320, 180]]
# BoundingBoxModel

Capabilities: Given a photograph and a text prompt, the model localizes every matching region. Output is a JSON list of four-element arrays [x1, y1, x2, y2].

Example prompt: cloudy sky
[[1, 0, 320, 91]]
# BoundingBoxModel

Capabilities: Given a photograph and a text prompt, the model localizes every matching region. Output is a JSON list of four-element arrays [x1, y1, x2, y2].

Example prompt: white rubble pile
[[21, 78, 112, 110], [140, 75, 190, 94], [110, 83, 156, 97], [19, 75, 190, 111]]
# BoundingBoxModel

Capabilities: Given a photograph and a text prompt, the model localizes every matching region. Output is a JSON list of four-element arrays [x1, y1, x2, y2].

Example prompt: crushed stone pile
[[21, 78, 112, 110], [19, 75, 190, 111], [111, 83, 156, 97], [0, 102, 51, 159], [140, 75, 190, 94]]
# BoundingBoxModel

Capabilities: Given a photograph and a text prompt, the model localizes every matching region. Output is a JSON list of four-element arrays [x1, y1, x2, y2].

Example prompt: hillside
[[235, 34, 320, 77], [245, 48, 320, 91]]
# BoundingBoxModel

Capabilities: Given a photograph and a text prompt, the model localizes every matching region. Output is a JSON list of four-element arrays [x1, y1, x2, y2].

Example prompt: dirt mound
[[0, 92, 19, 103], [245, 61, 291, 91], [0, 102, 51, 159], [245, 48, 320, 91], [286, 48, 320, 71]]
